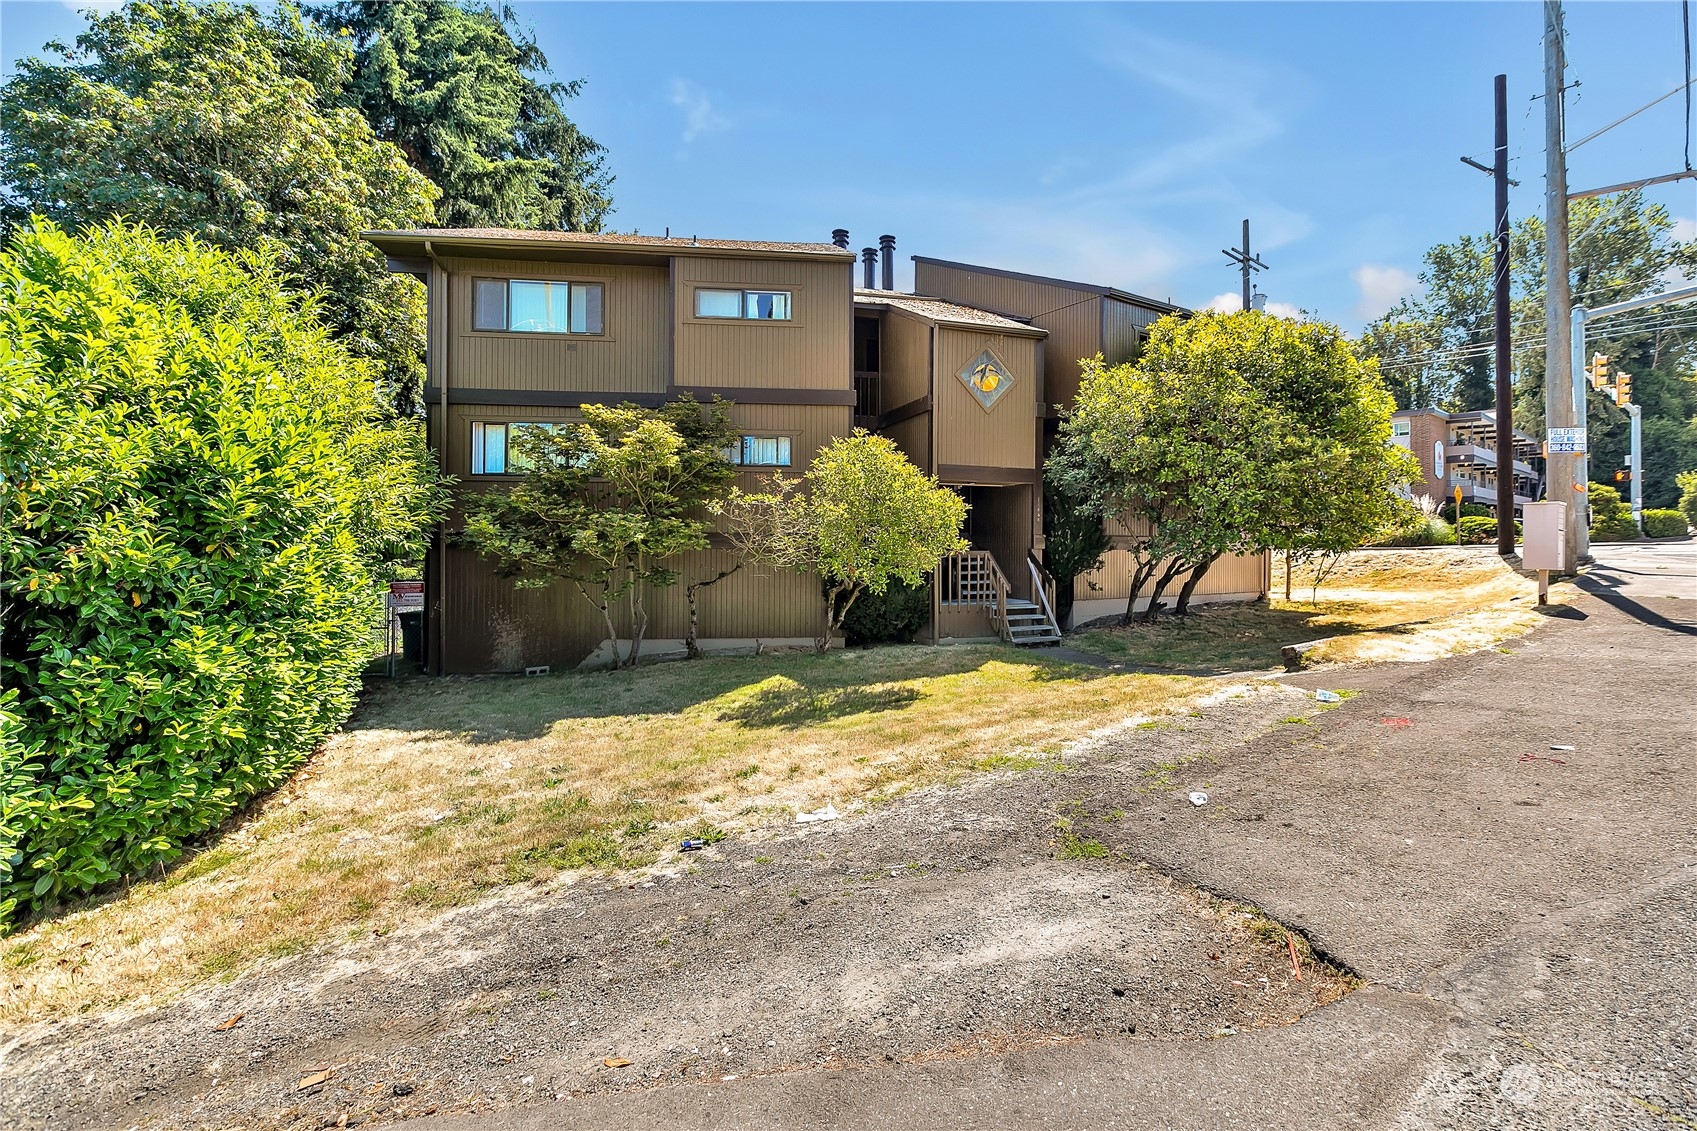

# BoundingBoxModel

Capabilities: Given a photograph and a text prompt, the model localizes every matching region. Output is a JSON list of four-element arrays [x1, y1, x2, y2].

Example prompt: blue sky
[[4, 1, 1695, 329]]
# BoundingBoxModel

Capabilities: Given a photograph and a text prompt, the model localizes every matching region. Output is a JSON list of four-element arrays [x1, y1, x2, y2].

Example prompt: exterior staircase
[[938, 549, 1063, 647], [1002, 597, 1063, 645]]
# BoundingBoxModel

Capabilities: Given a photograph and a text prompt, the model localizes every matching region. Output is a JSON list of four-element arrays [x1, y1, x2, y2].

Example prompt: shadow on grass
[[716, 682, 922, 729], [344, 643, 1126, 744]]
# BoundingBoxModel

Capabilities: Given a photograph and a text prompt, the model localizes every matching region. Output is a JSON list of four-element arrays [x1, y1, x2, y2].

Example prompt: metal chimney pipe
[[861, 248, 877, 289], [831, 228, 850, 249], [879, 234, 895, 290]]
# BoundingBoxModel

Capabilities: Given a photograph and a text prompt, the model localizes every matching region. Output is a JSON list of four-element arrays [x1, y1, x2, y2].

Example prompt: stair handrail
[[1027, 550, 1058, 632]]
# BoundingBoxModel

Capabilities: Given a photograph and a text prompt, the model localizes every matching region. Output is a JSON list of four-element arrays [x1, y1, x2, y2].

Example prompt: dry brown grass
[[1, 646, 1207, 1026], [1074, 547, 1559, 672]]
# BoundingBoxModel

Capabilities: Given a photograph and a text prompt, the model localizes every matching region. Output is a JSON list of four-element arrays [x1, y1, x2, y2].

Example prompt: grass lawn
[[1071, 547, 1551, 673], [3, 646, 1208, 1026]]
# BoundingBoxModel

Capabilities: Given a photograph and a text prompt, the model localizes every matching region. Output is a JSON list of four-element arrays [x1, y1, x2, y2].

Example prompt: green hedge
[[1455, 515, 1521, 544], [1441, 501, 1494, 524], [1678, 471, 1697, 529], [1643, 509, 1690, 539], [1587, 483, 1638, 542], [0, 221, 441, 924], [838, 577, 931, 646]]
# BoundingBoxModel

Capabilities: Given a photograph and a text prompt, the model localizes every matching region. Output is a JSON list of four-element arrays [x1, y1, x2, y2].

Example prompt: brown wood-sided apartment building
[[365, 228, 1270, 673]]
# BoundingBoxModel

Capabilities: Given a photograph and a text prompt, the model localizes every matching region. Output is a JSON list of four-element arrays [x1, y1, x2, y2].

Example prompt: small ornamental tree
[[1063, 314, 1418, 623], [0, 220, 444, 923], [721, 432, 967, 652], [460, 399, 738, 668]]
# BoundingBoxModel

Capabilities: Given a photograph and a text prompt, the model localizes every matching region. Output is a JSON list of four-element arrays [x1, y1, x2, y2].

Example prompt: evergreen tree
[[316, 0, 613, 231], [0, 0, 439, 413]]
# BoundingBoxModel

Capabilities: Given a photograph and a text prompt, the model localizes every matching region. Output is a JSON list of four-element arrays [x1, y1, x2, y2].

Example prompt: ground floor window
[[725, 434, 793, 466], [471, 422, 562, 474]]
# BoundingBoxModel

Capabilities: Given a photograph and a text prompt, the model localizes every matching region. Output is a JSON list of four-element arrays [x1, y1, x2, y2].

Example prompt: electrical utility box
[[1522, 501, 1569, 572]]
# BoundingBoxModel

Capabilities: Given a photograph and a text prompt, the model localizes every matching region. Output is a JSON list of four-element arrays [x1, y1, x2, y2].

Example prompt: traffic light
[[1614, 469, 1629, 483], [1590, 353, 1610, 389], [1615, 370, 1632, 406]]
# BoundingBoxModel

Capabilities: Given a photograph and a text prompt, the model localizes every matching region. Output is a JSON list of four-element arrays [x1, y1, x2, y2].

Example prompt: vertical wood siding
[[672, 256, 852, 390], [442, 546, 827, 673], [914, 261, 1103, 411], [443, 256, 670, 395], [1101, 296, 1164, 367], [934, 328, 1040, 471], [1073, 550, 1270, 604], [878, 310, 933, 409]]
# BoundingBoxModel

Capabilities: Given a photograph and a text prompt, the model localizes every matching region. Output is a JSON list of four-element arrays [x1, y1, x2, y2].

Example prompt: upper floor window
[[695, 288, 792, 320], [474, 278, 603, 335], [471, 421, 563, 474], [1391, 419, 1411, 438], [724, 435, 793, 466]]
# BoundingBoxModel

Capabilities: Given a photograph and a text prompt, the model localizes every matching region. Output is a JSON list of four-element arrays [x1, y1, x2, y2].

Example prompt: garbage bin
[[398, 609, 424, 663]]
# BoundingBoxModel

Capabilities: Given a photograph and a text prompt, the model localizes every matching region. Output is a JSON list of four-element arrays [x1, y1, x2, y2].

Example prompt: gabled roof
[[854, 290, 1048, 337], [911, 255, 1186, 315], [364, 228, 855, 262]]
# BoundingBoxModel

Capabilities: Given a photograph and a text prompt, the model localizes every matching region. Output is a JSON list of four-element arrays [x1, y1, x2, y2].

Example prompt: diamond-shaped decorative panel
[[957, 348, 1016, 411]]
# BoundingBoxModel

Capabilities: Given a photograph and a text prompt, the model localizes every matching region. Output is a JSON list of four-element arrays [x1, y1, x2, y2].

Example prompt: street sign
[[1546, 426, 1587, 454]]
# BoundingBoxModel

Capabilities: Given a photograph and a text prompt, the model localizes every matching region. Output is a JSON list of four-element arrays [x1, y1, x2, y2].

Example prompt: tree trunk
[[1122, 556, 1158, 625], [684, 564, 741, 660], [1138, 559, 1189, 624], [818, 583, 845, 653], [1173, 554, 1220, 616], [1284, 552, 1293, 601], [684, 583, 702, 660], [577, 581, 618, 670]]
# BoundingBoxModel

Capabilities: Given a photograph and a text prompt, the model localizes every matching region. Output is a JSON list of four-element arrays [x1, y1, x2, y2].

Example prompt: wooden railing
[[854, 370, 881, 419], [939, 550, 1010, 640], [1027, 550, 1058, 630]]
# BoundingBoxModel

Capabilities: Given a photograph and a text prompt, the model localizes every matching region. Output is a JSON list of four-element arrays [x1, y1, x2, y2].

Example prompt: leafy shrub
[[0, 221, 442, 924], [1587, 483, 1638, 542], [1678, 470, 1697, 529], [1642, 509, 1690, 539], [838, 577, 932, 646], [1456, 515, 1520, 545], [1441, 501, 1494, 524]]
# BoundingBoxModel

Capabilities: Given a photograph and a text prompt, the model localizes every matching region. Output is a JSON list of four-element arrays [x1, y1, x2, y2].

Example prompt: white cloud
[[1204, 291, 1301, 318], [1350, 264, 1422, 322], [669, 79, 730, 144], [1670, 217, 1697, 242]]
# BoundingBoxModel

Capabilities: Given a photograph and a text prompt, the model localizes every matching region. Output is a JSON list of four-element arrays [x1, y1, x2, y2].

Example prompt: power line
[[1371, 310, 1697, 373], [1564, 76, 1697, 154]]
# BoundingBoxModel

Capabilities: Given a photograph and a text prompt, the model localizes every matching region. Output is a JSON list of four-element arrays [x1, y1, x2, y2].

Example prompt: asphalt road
[[414, 548, 1696, 1129]]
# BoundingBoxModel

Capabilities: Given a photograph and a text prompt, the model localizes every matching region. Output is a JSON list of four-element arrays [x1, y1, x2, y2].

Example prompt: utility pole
[[1492, 74, 1515, 555], [1222, 219, 1267, 311], [1463, 75, 1518, 555], [1543, 1, 1585, 567]]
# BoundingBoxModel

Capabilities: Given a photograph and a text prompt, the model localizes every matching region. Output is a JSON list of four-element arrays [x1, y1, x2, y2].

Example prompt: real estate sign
[[387, 580, 425, 611]]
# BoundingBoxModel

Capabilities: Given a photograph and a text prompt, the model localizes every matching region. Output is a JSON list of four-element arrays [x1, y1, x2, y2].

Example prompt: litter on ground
[[1315, 689, 1343, 704], [1188, 791, 1209, 807], [796, 804, 839, 824]]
